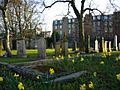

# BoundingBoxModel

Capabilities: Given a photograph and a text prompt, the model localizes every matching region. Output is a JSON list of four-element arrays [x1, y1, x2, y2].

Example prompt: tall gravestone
[[62, 41, 68, 56], [37, 37, 46, 59], [104, 41, 108, 52], [86, 35, 91, 53], [0, 38, 3, 56], [17, 39, 26, 57], [95, 39, 99, 52], [113, 35, 118, 51], [118, 43, 120, 51], [108, 41, 112, 52], [55, 41, 61, 56], [99, 37, 105, 52]]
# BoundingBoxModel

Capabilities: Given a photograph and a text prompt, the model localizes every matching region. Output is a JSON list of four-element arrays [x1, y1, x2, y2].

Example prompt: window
[[55, 26, 57, 29], [97, 16, 100, 20], [68, 19, 71, 23], [72, 19, 75, 22], [60, 20, 62, 24], [55, 21, 57, 25], [60, 30, 62, 35], [60, 25, 62, 29], [68, 24, 71, 29]]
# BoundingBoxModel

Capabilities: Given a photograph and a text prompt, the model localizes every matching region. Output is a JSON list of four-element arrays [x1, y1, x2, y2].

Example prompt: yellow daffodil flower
[[102, 54, 106, 58], [61, 55, 64, 60], [72, 59, 75, 63], [0, 77, 3, 82], [49, 68, 55, 75], [80, 84, 86, 90], [36, 75, 41, 79], [80, 57, 84, 62], [100, 61, 104, 64], [18, 82, 24, 90], [56, 57, 59, 60], [59, 55, 61, 58], [116, 73, 120, 81], [88, 81, 94, 89], [14, 73, 19, 78], [68, 54, 71, 58], [93, 72, 97, 77]]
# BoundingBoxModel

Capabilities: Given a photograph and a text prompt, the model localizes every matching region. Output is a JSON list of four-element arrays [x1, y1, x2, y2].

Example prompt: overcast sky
[[41, 0, 120, 32]]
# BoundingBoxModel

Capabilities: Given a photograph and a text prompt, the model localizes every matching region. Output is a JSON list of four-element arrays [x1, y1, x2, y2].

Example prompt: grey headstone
[[108, 41, 112, 52], [104, 41, 108, 52], [37, 37, 46, 59], [17, 39, 26, 57], [55, 41, 61, 56], [113, 35, 118, 51], [95, 39, 99, 52]]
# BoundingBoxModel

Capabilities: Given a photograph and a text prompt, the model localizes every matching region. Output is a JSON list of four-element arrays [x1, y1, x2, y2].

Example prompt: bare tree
[[42, 0, 102, 52]]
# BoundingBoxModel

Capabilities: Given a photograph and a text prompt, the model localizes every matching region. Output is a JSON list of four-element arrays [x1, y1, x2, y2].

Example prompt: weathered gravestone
[[86, 35, 91, 53], [62, 41, 68, 56], [17, 39, 26, 57], [99, 37, 105, 52], [108, 41, 112, 52], [119, 43, 120, 51], [55, 41, 61, 56], [37, 37, 46, 59], [95, 39, 99, 52], [104, 41, 108, 52], [0, 38, 3, 56], [113, 35, 118, 51]]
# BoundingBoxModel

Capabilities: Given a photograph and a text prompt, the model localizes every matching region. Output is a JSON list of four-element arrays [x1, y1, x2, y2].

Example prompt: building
[[53, 17, 79, 47], [53, 11, 120, 48]]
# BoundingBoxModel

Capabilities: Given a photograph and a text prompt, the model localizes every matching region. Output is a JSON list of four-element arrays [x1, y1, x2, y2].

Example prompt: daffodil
[[72, 59, 75, 63], [88, 81, 94, 89], [80, 84, 86, 90], [116, 73, 120, 81], [0, 77, 3, 82], [18, 82, 24, 90], [49, 68, 55, 75], [102, 53, 106, 58], [61, 55, 64, 60], [59, 55, 61, 58], [56, 57, 59, 60], [100, 61, 104, 64], [36, 75, 41, 79], [68, 54, 71, 58], [93, 72, 97, 77], [80, 57, 84, 62], [14, 73, 19, 78], [115, 56, 120, 61]]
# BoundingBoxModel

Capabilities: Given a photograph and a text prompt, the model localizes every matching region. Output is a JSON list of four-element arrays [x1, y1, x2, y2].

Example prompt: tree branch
[[41, 0, 71, 13]]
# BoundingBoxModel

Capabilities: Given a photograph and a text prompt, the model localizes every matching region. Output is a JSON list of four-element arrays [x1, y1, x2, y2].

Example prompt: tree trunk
[[2, 10, 12, 57]]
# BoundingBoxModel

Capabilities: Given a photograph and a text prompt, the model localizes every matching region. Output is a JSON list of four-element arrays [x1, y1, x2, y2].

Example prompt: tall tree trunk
[[2, 10, 12, 57]]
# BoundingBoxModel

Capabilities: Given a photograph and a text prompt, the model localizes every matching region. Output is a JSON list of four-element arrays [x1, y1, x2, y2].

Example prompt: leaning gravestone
[[55, 41, 61, 56], [108, 41, 112, 52], [37, 37, 46, 59], [104, 41, 108, 52], [95, 39, 99, 52], [99, 37, 105, 52], [17, 39, 26, 57], [86, 35, 91, 53], [113, 35, 118, 51], [0, 38, 3, 56]]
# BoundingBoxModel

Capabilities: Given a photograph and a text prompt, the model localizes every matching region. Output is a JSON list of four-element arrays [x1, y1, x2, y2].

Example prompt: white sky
[[41, 0, 120, 32]]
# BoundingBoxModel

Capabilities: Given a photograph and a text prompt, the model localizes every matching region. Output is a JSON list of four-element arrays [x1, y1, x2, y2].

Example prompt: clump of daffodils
[[80, 81, 94, 90], [93, 72, 97, 77], [49, 68, 55, 75], [116, 73, 120, 81], [18, 82, 24, 90], [115, 55, 120, 61]]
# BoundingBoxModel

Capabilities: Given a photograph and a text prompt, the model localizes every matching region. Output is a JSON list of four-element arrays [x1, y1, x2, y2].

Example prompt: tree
[[0, 0, 12, 57], [42, 0, 102, 52]]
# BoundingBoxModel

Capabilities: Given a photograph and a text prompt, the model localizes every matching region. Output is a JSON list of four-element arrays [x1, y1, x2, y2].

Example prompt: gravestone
[[118, 43, 120, 51], [95, 39, 99, 52], [17, 39, 26, 57], [113, 35, 118, 51], [86, 35, 91, 53], [0, 38, 3, 56], [55, 41, 61, 56], [99, 37, 105, 52], [72, 40, 77, 51], [104, 41, 108, 52], [108, 41, 112, 52], [62, 41, 68, 56], [37, 37, 46, 59]]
